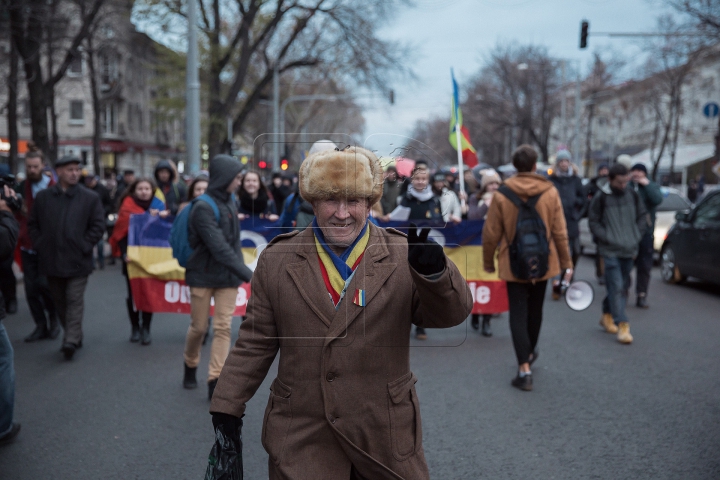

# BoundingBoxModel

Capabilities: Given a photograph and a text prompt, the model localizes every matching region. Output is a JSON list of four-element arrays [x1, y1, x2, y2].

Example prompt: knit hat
[[630, 163, 648, 175], [556, 150, 572, 162], [616, 154, 633, 168], [481, 171, 502, 192], [299, 146, 384, 206]]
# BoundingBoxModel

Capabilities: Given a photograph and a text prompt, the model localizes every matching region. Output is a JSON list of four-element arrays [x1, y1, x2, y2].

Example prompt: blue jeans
[[96, 239, 105, 268], [0, 322, 15, 436], [602, 256, 634, 325]]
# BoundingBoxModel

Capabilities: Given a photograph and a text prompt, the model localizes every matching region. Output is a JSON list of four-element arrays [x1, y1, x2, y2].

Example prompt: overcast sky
[[361, 0, 671, 156]]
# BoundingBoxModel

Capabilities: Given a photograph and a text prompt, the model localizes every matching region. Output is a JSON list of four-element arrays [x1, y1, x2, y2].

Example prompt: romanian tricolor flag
[[449, 70, 479, 168]]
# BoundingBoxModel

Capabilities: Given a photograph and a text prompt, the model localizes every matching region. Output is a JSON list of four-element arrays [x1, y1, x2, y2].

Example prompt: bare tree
[[643, 14, 707, 181], [667, 0, 720, 39], [7, 0, 105, 164], [134, 0, 411, 158], [0, 10, 20, 172]]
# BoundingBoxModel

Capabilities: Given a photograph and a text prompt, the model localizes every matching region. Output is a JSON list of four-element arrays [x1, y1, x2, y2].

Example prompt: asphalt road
[[1, 256, 719, 479]]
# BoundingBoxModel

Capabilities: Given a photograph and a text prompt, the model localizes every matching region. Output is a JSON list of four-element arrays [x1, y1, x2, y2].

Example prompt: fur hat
[[299, 146, 384, 206], [480, 170, 502, 192]]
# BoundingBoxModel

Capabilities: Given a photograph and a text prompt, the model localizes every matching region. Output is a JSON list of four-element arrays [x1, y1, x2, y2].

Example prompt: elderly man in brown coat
[[205, 146, 473, 480]]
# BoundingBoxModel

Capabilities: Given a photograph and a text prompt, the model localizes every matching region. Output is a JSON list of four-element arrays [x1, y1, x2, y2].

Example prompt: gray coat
[[588, 183, 648, 259], [185, 155, 252, 288]]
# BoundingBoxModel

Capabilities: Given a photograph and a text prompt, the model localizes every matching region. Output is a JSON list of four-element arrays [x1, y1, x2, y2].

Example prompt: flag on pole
[[449, 72, 478, 168]]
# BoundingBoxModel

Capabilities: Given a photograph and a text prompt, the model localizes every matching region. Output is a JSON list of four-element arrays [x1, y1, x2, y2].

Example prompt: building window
[[68, 54, 83, 77], [69, 100, 84, 125], [101, 103, 117, 134], [99, 51, 119, 91]]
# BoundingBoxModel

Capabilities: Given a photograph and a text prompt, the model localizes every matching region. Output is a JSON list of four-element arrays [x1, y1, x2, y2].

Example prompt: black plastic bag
[[204, 419, 243, 480]]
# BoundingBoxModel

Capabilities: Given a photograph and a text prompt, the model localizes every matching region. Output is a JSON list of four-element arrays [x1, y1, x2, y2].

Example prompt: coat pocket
[[261, 377, 293, 466], [387, 372, 421, 461]]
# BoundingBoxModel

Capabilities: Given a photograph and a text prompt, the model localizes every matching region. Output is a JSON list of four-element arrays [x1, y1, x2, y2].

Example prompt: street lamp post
[[185, 0, 201, 174]]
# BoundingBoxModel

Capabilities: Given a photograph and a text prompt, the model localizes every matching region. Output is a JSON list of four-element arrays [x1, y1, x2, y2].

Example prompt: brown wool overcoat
[[210, 223, 473, 480]]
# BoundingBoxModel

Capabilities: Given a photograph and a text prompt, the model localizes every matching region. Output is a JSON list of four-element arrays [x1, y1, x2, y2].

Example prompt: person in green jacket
[[630, 164, 663, 309]]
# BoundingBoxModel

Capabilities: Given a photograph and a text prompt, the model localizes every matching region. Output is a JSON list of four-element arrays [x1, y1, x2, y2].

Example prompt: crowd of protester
[[0, 138, 681, 447]]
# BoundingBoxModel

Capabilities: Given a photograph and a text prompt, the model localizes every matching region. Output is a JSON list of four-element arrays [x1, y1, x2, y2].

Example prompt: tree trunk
[[584, 102, 595, 174], [87, 37, 102, 176], [7, 31, 19, 174], [668, 94, 682, 185]]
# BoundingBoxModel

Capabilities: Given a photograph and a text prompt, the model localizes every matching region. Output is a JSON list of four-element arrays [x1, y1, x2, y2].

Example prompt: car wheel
[[661, 245, 686, 284]]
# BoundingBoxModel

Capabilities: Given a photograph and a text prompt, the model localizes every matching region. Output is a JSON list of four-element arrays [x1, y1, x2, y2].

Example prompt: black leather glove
[[205, 413, 243, 480], [407, 223, 446, 276]]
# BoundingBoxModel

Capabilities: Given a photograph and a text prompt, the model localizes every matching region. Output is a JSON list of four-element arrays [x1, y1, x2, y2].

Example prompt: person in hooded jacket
[[109, 178, 169, 345], [549, 150, 586, 300], [183, 155, 253, 400], [154, 159, 187, 215]]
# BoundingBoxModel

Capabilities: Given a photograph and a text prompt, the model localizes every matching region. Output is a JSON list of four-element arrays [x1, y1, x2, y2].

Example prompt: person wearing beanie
[[182, 155, 253, 400], [549, 150, 586, 300], [468, 169, 502, 336], [630, 163, 662, 309], [204, 146, 472, 480]]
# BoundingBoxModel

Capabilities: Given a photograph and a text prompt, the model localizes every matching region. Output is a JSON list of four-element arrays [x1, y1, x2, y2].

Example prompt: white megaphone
[[561, 280, 595, 311]]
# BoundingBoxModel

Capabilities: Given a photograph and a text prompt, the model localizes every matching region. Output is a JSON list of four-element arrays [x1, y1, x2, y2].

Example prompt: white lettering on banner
[[165, 282, 180, 303], [468, 282, 491, 304], [235, 287, 248, 307], [164, 282, 191, 304]]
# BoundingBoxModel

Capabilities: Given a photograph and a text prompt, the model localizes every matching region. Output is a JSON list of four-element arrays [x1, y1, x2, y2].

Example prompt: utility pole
[[186, 0, 201, 174], [574, 68, 582, 171], [272, 63, 280, 170], [561, 60, 567, 145]]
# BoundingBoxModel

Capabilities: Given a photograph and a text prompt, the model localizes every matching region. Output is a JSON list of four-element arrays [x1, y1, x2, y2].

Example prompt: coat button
[[326, 372, 335, 382]]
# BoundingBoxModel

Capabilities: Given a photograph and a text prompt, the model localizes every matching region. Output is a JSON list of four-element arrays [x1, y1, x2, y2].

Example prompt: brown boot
[[600, 313, 618, 334], [617, 322, 633, 344]]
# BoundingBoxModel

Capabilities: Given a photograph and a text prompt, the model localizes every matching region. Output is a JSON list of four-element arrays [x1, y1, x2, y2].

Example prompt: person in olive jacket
[[183, 155, 253, 400], [28, 156, 105, 360]]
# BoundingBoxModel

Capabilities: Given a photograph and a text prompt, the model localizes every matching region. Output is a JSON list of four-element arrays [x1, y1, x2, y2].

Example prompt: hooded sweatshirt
[[549, 168, 586, 238], [154, 159, 187, 215], [185, 155, 252, 288], [482, 172, 573, 282]]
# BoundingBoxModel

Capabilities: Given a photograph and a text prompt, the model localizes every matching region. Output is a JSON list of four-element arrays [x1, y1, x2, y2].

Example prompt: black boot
[[140, 312, 152, 345], [481, 315, 492, 337], [24, 325, 49, 343], [183, 363, 198, 389], [208, 378, 218, 400], [126, 298, 140, 343], [470, 314, 479, 330]]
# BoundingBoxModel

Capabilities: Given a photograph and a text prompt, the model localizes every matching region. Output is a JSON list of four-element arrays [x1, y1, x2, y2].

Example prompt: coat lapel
[[324, 224, 396, 343], [285, 230, 335, 328]]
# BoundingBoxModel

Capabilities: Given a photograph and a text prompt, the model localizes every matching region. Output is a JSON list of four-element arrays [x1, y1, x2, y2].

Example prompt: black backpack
[[497, 185, 550, 280]]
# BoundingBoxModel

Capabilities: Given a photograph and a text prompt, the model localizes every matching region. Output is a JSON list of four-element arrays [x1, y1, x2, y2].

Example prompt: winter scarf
[[407, 185, 434, 202], [239, 189, 269, 215]]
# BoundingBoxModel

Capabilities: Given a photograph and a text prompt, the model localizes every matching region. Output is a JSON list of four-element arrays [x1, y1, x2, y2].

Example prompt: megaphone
[[561, 280, 595, 311]]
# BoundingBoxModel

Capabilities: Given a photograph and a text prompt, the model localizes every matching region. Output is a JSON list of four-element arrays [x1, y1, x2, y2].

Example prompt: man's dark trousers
[[47, 276, 88, 346], [507, 280, 548, 365], [20, 250, 56, 330], [635, 230, 654, 297]]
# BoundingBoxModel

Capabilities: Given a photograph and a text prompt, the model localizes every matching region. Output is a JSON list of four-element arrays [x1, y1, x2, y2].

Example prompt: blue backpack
[[170, 194, 220, 268]]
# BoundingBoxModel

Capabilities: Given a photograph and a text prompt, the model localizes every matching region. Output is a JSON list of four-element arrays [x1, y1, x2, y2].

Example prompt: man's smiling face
[[313, 196, 370, 253]]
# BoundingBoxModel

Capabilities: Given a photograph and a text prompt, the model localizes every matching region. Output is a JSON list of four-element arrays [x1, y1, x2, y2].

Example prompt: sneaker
[[415, 327, 427, 340], [511, 373, 533, 391], [617, 322, 633, 344], [599, 313, 619, 334], [0, 423, 21, 447]]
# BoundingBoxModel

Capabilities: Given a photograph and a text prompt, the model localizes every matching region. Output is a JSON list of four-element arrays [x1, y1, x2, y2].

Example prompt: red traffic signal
[[280, 159, 289, 171], [258, 160, 267, 169]]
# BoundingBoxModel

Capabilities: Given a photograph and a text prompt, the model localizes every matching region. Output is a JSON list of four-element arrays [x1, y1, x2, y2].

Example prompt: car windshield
[[657, 193, 691, 212]]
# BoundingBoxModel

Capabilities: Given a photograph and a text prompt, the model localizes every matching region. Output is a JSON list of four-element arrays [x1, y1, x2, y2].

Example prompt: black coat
[[186, 155, 252, 289], [550, 174, 586, 238], [90, 182, 113, 216], [28, 183, 105, 278], [0, 211, 19, 262], [154, 160, 187, 215], [400, 191, 443, 221]]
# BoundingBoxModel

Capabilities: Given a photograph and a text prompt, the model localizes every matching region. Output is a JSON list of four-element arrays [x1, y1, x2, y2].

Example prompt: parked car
[[579, 187, 691, 255], [661, 190, 720, 285]]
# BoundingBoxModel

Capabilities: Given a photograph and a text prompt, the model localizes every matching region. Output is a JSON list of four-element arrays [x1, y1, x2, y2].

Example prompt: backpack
[[170, 194, 220, 268], [497, 185, 550, 281]]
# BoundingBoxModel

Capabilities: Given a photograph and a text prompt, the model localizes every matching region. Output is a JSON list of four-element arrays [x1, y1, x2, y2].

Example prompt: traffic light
[[280, 159, 289, 171], [389, 89, 395, 105], [258, 160, 267, 169], [580, 20, 589, 49]]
